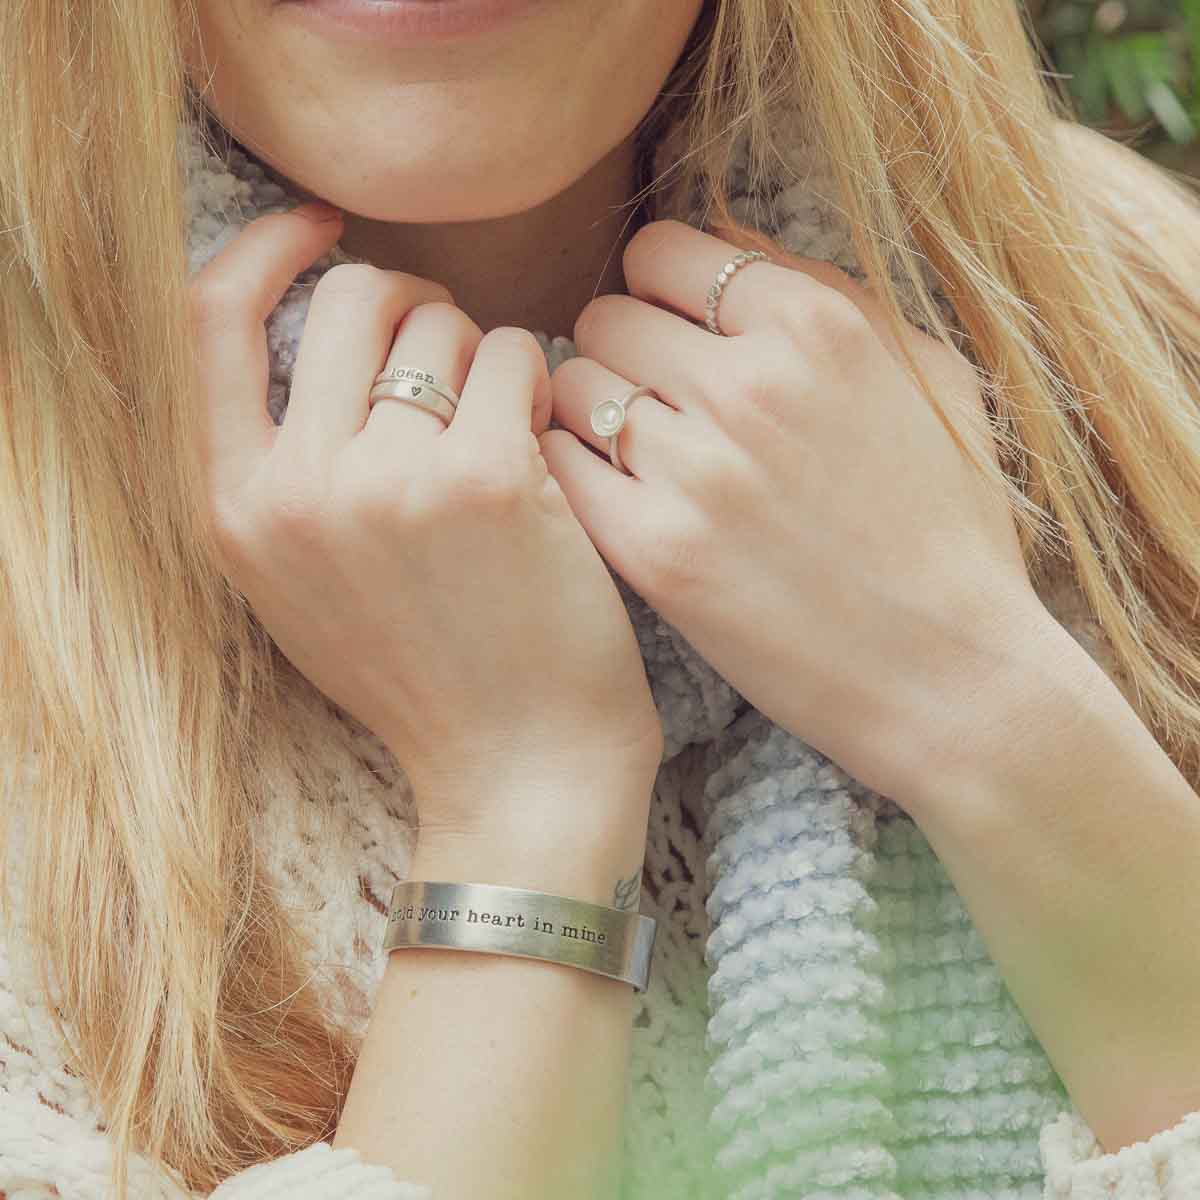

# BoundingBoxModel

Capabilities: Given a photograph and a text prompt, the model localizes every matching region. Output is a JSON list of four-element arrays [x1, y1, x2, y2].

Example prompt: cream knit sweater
[[3, 109, 1200, 1200]]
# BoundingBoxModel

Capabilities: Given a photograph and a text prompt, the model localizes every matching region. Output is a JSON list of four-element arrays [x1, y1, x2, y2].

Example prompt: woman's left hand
[[540, 218, 1055, 806]]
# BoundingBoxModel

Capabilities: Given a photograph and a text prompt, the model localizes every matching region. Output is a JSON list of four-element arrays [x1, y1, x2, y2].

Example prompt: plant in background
[[1030, 0, 1200, 169]]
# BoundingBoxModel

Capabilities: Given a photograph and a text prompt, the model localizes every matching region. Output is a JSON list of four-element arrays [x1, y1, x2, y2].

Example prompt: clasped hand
[[192, 203, 1053, 845], [541, 218, 1051, 805]]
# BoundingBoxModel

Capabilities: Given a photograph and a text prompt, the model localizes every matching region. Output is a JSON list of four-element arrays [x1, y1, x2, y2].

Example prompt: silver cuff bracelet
[[382, 880, 658, 993]]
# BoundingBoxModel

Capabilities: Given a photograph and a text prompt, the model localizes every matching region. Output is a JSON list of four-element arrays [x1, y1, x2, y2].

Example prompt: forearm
[[895, 617, 1200, 1153], [332, 764, 655, 1200]]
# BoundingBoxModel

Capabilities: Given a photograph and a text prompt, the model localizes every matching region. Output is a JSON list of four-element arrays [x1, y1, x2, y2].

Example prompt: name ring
[[369, 364, 461, 427]]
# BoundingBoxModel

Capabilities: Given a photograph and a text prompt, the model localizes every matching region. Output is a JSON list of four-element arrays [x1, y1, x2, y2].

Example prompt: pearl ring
[[589, 386, 659, 476]]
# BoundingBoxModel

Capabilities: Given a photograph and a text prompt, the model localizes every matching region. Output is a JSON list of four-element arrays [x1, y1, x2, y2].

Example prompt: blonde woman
[[3, 0, 1200, 1197]]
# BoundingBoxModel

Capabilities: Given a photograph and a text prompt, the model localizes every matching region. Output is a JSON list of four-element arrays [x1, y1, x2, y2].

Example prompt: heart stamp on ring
[[411, 386, 423, 397]]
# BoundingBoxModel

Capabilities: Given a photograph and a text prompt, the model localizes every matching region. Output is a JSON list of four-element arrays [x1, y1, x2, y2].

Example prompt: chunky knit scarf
[[182, 110, 1106, 1200]]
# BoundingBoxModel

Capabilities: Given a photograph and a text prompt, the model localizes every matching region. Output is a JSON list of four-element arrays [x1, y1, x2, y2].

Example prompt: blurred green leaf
[[1184, 0, 1200, 119], [1105, 37, 1151, 120], [1059, 37, 1111, 119], [1029, 0, 1200, 165]]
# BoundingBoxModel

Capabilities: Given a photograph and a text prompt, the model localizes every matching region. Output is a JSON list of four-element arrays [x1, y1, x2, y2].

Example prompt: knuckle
[[337, 461, 390, 521], [206, 489, 254, 567], [257, 472, 325, 541], [313, 261, 387, 304], [549, 354, 588, 389], [399, 299, 482, 345], [481, 324, 542, 361], [405, 298, 456, 324], [622, 218, 683, 275], [473, 328, 547, 395], [625, 217, 671, 254], [677, 438, 730, 496], [622, 221, 654, 265], [643, 515, 708, 598], [726, 348, 795, 423], [444, 454, 530, 513], [572, 293, 621, 346], [422, 280, 456, 306], [187, 274, 243, 334], [797, 291, 874, 351]]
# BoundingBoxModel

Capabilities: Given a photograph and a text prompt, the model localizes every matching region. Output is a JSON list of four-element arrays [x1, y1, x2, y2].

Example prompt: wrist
[[887, 607, 1116, 828], [408, 762, 657, 909], [411, 829, 648, 909]]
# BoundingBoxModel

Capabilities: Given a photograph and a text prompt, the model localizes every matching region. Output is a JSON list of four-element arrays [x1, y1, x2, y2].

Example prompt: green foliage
[[1032, 0, 1200, 162]]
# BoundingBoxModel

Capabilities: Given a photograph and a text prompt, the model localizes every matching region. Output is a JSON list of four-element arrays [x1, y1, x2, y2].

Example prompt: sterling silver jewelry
[[372, 364, 461, 408], [705, 249, 770, 335], [370, 365, 460, 426], [382, 880, 658, 992], [369, 379, 456, 426], [589, 385, 658, 476]]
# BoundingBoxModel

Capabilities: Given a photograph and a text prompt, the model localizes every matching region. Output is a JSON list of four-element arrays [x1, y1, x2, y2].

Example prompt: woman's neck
[[332, 134, 648, 341]]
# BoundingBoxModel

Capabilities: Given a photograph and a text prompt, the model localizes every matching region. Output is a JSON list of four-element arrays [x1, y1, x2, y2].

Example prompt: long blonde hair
[[2, 1, 1198, 1195]]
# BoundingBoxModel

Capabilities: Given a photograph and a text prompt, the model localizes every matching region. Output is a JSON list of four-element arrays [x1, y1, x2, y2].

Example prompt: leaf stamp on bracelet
[[391, 902, 608, 945]]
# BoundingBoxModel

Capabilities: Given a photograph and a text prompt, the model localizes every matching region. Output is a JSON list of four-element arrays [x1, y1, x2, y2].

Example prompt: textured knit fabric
[[1, 106, 1198, 1199]]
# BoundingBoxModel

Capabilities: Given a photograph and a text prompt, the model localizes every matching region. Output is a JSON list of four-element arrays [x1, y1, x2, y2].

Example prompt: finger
[[538, 428, 648, 580], [572, 293, 717, 411], [188, 201, 343, 491], [283, 264, 454, 450], [362, 300, 481, 445], [622, 217, 832, 339], [627, 217, 923, 360], [550, 356, 684, 480], [708, 216, 923, 355], [448, 327, 552, 454], [705, 217, 981, 403]]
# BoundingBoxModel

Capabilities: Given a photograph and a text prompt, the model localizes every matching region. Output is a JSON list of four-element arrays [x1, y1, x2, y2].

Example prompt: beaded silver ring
[[704, 249, 770, 336]]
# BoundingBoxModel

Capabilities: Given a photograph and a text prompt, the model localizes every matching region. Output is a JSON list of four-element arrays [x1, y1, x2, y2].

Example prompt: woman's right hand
[[188, 201, 663, 846]]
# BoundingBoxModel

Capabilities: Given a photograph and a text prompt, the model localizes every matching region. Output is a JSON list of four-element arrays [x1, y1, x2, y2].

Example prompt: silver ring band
[[382, 880, 658, 993], [369, 379, 456, 426], [372, 364, 461, 409], [705, 249, 769, 336], [589, 385, 658, 476]]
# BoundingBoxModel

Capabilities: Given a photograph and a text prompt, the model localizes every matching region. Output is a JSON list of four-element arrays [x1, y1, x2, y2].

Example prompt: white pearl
[[590, 399, 625, 437]]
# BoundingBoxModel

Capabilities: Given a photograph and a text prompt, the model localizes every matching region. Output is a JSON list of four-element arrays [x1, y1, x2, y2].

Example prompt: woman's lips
[[275, 0, 539, 45]]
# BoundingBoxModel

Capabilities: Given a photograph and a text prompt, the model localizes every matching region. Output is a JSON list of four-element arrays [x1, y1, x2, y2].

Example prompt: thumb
[[188, 201, 344, 496]]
